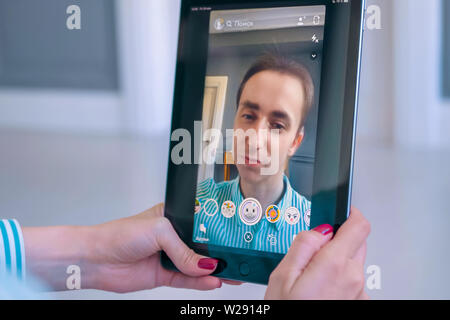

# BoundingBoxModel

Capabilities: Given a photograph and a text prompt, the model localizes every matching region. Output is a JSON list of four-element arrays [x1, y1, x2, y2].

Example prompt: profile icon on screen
[[194, 53, 315, 254]]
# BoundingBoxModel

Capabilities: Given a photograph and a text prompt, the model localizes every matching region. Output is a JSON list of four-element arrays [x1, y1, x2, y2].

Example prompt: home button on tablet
[[239, 262, 250, 276]]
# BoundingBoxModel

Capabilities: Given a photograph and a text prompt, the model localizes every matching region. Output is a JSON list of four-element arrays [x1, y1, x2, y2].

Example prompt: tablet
[[162, 0, 365, 284]]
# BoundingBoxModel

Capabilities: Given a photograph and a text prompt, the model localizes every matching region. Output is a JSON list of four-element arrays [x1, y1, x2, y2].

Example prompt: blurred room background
[[0, 0, 449, 299]]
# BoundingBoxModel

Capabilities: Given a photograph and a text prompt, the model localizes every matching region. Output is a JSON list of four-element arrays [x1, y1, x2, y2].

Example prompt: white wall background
[[0, 0, 180, 137], [357, 0, 394, 146], [358, 0, 450, 150], [116, 0, 180, 136], [1, 0, 449, 150], [393, 0, 450, 149]]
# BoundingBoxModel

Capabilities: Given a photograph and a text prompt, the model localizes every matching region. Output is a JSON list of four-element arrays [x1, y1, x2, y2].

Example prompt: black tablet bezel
[[162, 0, 365, 285]]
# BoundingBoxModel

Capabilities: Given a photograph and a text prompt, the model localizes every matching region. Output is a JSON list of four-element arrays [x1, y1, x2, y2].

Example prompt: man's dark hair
[[236, 53, 315, 130]]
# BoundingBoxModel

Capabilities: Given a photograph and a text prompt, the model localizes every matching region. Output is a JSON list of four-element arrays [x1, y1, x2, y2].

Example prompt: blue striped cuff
[[0, 219, 26, 281]]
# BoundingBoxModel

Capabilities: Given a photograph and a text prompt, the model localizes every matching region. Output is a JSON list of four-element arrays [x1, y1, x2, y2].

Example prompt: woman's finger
[[357, 290, 370, 300], [269, 225, 333, 291], [155, 217, 219, 277], [281, 225, 333, 271], [221, 279, 243, 286], [331, 207, 371, 258], [158, 266, 223, 290]]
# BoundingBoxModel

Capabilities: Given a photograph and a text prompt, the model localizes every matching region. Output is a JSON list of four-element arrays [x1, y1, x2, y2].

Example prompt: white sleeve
[[0, 219, 26, 281]]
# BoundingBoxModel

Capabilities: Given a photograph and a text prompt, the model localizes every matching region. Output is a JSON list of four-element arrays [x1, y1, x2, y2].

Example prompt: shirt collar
[[230, 176, 244, 204]]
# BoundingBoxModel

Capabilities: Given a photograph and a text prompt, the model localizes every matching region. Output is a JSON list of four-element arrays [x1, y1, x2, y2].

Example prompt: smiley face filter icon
[[285, 207, 300, 225], [239, 198, 263, 226], [221, 200, 236, 218]]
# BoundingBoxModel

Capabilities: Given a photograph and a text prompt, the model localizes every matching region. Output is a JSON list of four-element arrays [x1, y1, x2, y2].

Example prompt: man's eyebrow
[[271, 110, 290, 122], [241, 100, 260, 111], [242, 100, 293, 126]]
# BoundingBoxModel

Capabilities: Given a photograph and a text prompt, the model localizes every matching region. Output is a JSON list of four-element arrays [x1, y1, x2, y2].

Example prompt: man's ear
[[288, 128, 304, 157]]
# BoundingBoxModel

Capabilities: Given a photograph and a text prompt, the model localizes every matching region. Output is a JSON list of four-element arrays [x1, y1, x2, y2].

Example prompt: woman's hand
[[265, 207, 371, 300], [86, 203, 232, 292], [24, 204, 235, 292]]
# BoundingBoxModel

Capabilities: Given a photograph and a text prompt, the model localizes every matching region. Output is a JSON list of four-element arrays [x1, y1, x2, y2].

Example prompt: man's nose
[[248, 121, 269, 150]]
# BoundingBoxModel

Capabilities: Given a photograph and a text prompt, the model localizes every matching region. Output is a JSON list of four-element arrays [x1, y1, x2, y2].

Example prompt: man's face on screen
[[233, 70, 305, 183]]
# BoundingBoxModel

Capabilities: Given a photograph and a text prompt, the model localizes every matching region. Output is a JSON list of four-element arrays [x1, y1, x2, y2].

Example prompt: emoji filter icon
[[304, 209, 311, 227], [285, 207, 300, 225], [239, 198, 262, 226], [265, 205, 280, 223], [221, 200, 236, 218], [194, 198, 201, 214]]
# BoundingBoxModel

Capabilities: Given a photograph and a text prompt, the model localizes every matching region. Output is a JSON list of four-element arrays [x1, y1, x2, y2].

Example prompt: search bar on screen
[[209, 5, 326, 34]]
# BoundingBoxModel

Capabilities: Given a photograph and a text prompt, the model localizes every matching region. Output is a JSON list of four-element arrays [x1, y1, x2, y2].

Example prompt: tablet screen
[[192, 4, 326, 254]]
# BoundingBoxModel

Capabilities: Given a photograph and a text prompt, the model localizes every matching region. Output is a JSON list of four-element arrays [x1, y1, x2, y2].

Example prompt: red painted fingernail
[[313, 224, 334, 236], [198, 258, 218, 270]]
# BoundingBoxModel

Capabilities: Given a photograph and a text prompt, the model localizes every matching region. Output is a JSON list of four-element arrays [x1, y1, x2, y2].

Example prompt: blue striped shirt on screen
[[193, 175, 311, 254]]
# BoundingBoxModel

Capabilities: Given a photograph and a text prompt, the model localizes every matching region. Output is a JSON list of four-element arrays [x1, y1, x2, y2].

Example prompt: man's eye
[[242, 114, 254, 120], [271, 123, 285, 130]]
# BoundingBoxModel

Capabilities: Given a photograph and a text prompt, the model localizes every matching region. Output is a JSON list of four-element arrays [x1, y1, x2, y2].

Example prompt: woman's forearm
[[22, 225, 98, 291]]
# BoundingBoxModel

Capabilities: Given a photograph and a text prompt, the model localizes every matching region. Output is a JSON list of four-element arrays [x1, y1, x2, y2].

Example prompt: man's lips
[[245, 156, 261, 166], [235, 153, 271, 167]]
